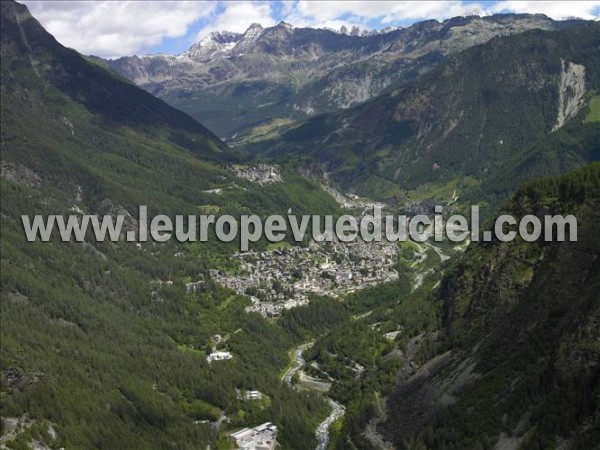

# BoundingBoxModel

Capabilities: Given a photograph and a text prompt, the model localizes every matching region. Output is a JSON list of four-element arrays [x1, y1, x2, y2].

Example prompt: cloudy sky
[[23, 1, 600, 59]]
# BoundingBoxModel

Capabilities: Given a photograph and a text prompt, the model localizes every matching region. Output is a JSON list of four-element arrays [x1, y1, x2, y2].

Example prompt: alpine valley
[[1, 1, 599, 450]]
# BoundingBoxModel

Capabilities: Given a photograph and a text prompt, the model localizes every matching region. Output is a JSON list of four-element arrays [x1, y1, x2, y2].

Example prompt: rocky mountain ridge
[[105, 14, 584, 140]]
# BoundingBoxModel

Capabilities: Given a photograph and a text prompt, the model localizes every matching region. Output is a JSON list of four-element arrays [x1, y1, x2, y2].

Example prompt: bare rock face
[[0, 161, 42, 189], [183, 31, 243, 62], [553, 59, 586, 131], [96, 198, 138, 233]]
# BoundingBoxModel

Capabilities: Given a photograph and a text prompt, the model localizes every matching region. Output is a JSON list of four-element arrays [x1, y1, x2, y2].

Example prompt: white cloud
[[489, 1, 599, 20], [194, 2, 276, 40], [309, 19, 365, 33], [21, 1, 600, 58], [283, 1, 483, 27], [378, 1, 486, 23], [22, 1, 216, 58], [192, 1, 481, 40]]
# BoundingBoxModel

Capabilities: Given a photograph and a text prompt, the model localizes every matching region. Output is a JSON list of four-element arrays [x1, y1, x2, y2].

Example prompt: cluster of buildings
[[229, 422, 278, 450], [233, 164, 283, 184], [211, 238, 399, 317], [245, 296, 309, 318]]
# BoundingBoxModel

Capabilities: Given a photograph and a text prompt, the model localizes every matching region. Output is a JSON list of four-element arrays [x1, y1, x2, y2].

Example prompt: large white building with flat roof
[[229, 422, 278, 449]]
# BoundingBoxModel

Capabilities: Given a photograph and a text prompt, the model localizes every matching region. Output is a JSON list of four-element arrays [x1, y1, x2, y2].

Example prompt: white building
[[229, 422, 278, 450], [245, 390, 263, 400], [207, 351, 232, 362]]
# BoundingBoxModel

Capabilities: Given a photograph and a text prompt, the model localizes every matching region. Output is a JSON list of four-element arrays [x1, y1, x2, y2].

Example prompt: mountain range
[[1, 1, 599, 449], [246, 22, 600, 212], [105, 14, 587, 142]]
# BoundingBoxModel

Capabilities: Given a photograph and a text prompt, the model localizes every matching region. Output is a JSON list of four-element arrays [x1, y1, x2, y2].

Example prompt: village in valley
[[201, 165, 400, 318], [211, 237, 400, 318], [194, 165, 422, 449], [165, 164, 454, 450]]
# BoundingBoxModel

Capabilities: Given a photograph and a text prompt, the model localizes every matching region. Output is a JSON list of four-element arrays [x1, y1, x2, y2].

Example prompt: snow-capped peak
[[243, 23, 264, 39], [233, 23, 265, 54], [275, 21, 294, 30], [182, 30, 242, 61]]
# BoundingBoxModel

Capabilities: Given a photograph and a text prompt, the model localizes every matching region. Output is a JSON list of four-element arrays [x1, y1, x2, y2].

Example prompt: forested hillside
[[0, 1, 340, 448], [381, 164, 600, 448], [2, 1, 599, 449], [289, 165, 600, 449]]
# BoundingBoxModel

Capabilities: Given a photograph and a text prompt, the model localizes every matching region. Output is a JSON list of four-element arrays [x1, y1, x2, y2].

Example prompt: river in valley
[[282, 341, 345, 450]]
